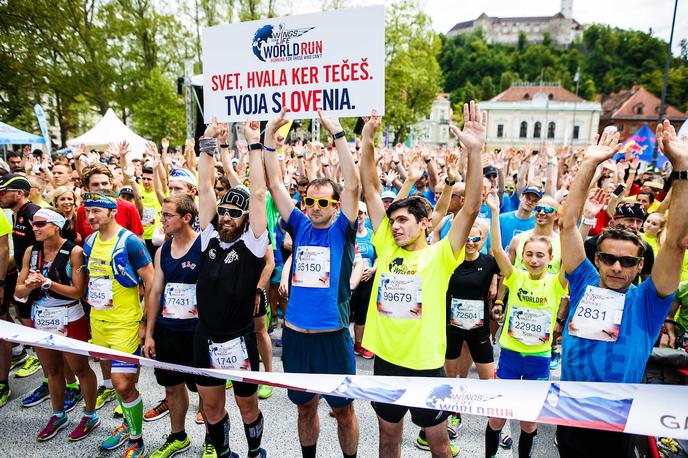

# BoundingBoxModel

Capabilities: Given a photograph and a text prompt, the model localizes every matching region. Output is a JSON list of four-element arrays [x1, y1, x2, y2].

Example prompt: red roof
[[601, 85, 687, 121], [490, 85, 585, 103]]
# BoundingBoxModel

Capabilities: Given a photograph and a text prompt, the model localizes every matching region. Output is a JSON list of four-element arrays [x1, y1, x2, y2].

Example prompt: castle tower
[[561, 0, 573, 18]]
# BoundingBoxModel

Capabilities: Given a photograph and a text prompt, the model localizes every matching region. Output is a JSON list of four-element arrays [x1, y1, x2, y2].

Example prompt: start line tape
[[2, 320, 687, 440]]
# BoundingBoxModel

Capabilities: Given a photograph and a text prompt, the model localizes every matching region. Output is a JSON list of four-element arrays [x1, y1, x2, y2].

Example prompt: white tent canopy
[[67, 108, 148, 157]]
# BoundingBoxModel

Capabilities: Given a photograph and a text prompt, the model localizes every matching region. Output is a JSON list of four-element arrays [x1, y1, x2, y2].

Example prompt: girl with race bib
[[485, 190, 568, 458], [15, 208, 100, 443]]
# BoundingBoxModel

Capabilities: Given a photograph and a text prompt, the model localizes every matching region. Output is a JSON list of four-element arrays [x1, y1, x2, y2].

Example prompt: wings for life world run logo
[[425, 384, 513, 418], [252, 23, 323, 63]]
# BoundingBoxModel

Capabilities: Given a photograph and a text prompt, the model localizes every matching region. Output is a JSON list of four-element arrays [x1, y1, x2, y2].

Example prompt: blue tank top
[[157, 236, 202, 332]]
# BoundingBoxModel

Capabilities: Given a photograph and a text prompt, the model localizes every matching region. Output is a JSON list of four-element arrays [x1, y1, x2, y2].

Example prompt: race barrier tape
[[2, 320, 687, 440]]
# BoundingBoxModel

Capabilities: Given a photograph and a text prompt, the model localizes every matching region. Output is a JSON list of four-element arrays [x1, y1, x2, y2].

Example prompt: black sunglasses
[[217, 207, 246, 219], [32, 221, 51, 228], [597, 252, 642, 268]]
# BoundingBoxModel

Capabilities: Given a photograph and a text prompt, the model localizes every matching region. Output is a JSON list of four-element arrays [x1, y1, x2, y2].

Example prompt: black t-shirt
[[445, 253, 499, 333], [584, 235, 653, 284], [12, 201, 40, 271]]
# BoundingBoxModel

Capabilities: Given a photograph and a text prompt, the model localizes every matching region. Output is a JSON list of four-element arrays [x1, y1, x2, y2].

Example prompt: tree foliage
[[439, 24, 688, 112]]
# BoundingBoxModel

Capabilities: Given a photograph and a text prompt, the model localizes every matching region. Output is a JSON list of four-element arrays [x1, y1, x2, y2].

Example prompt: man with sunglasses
[[193, 119, 269, 458], [557, 123, 688, 457], [360, 102, 485, 457], [263, 109, 361, 458], [509, 196, 561, 274]]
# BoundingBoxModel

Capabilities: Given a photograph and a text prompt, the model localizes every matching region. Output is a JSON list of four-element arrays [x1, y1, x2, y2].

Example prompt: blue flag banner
[[614, 124, 668, 167]]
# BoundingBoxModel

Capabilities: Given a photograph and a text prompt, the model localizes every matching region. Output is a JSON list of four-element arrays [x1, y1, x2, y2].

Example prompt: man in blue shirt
[[498, 186, 542, 250], [263, 109, 360, 458], [556, 122, 688, 457]]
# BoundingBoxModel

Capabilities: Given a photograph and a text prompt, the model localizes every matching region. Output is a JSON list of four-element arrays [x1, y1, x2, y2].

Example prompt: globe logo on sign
[[251, 23, 317, 62], [252, 25, 274, 62]]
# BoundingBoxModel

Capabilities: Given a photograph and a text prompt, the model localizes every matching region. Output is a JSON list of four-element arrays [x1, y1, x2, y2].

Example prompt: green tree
[[481, 75, 496, 100], [132, 68, 186, 144]]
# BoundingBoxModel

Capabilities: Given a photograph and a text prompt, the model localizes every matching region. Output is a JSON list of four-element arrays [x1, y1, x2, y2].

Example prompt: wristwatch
[[333, 130, 346, 140], [444, 177, 456, 186], [249, 143, 263, 151], [671, 170, 688, 180], [41, 279, 53, 291]]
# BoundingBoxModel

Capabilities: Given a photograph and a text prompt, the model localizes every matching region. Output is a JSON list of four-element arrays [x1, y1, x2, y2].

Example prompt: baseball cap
[[483, 165, 498, 177], [219, 187, 250, 211], [523, 186, 543, 198], [119, 187, 134, 197], [614, 202, 646, 220], [381, 190, 396, 200], [0, 173, 31, 192], [359, 202, 368, 213]]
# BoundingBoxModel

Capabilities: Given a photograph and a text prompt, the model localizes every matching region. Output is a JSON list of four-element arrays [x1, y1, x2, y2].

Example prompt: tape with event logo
[[1, 320, 686, 440]]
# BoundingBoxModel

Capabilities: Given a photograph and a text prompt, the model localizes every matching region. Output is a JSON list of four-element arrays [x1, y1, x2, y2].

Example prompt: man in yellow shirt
[[140, 166, 162, 257], [359, 102, 485, 457]]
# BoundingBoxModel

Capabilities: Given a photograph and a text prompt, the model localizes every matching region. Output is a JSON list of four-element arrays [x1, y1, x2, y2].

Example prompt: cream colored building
[[479, 83, 601, 151], [414, 93, 455, 147]]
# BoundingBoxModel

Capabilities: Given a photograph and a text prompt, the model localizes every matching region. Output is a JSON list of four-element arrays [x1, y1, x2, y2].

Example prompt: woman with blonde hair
[[49, 186, 80, 244]]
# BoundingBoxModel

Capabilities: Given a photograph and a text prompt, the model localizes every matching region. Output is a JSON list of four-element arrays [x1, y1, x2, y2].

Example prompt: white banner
[[202, 6, 385, 122], [1, 320, 687, 439], [33, 104, 51, 154]]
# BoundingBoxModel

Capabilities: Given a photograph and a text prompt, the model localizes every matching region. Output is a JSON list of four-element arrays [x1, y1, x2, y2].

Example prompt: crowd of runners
[[0, 102, 687, 458]]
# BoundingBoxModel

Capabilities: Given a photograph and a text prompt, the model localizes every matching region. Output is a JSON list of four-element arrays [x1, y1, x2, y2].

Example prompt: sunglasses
[[304, 196, 338, 209], [215, 187, 226, 193], [534, 205, 557, 214], [32, 221, 51, 228], [466, 235, 482, 243], [217, 207, 247, 218], [505, 186, 515, 191], [596, 252, 642, 268]]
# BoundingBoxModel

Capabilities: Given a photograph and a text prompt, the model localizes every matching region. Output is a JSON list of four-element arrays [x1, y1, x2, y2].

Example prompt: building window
[[573, 125, 580, 140], [533, 121, 542, 138], [497, 124, 504, 138], [547, 121, 556, 138], [519, 121, 528, 138]]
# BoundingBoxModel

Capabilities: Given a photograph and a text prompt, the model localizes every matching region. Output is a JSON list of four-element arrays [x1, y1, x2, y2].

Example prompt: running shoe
[[275, 338, 283, 347], [21, 381, 49, 407], [95, 385, 117, 410], [550, 351, 561, 370], [202, 437, 217, 458], [68, 414, 101, 441], [64, 386, 83, 413], [114, 403, 123, 418], [353, 342, 374, 359], [37, 413, 68, 441], [253, 448, 267, 457], [447, 414, 462, 439], [225, 380, 233, 390], [195, 410, 204, 425], [149, 435, 190, 458], [257, 385, 273, 400], [499, 431, 513, 448], [101, 422, 129, 450], [0, 383, 10, 408], [144, 399, 169, 422], [15, 355, 41, 378], [415, 430, 459, 456], [122, 440, 146, 458], [9, 350, 28, 371]]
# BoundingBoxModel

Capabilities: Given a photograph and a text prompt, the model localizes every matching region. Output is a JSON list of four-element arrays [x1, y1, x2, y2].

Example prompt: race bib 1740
[[162, 283, 198, 320], [208, 337, 250, 371], [376, 273, 422, 320], [569, 285, 625, 342], [292, 246, 330, 288], [450, 298, 485, 330], [507, 306, 552, 346]]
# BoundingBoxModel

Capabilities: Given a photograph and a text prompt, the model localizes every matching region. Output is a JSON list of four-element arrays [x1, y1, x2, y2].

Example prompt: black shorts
[[371, 357, 450, 427], [445, 326, 494, 363], [556, 425, 647, 458], [145, 239, 158, 259], [193, 328, 260, 397], [350, 276, 374, 326], [153, 325, 197, 392], [0, 270, 17, 316]]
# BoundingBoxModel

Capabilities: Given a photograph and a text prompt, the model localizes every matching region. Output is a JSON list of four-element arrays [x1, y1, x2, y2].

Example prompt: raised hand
[[449, 101, 486, 152], [485, 188, 500, 212], [161, 137, 169, 150], [243, 120, 260, 145], [362, 110, 381, 141], [584, 131, 622, 164], [406, 150, 425, 182], [545, 141, 556, 160], [317, 110, 343, 135], [204, 116, 223, 138], [657, 119, 688, 169], [583, 188, 607, 218], [445, 150, 461, 182]]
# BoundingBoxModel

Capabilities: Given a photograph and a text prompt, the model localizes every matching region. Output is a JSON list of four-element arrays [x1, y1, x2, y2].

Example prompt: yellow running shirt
[[362, 217, 464, 370], [141, 189, 161, 240], [87, 233, 143, 323], [500, 269, 567, 355]]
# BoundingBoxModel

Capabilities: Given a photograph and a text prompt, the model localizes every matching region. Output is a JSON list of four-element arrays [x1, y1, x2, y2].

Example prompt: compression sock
[[208, 413, 231, 456], [301, 443, 317, 458], [120, 395, 144, 440], [244, 411, 264, 457], [344, 453, 357, 458], [518, 429, 537, 458], [485, 424, 501, 458]]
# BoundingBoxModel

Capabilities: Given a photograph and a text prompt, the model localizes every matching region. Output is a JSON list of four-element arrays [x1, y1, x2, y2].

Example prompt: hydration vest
[[83, 228, 140, 288], [27, 240, 77, 306]]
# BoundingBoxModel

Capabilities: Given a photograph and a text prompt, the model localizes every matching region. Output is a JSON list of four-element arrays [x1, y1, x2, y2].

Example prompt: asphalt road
[[0, 328, 560, 457]]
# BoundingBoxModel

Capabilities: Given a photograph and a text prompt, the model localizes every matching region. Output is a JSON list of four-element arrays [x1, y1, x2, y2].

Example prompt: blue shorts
[[281, 327, 356, 408], [496, 348, 550, 381]]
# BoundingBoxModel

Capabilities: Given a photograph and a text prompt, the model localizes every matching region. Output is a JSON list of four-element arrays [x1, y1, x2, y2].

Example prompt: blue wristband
[[263, 145, 276, 152]]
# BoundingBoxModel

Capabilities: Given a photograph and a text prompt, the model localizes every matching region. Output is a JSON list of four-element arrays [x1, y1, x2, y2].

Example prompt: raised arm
[[219, 124, 241, 188], [560, 132, 621, 275], [544, 142, 558, 197], [243, 120, 267, 238], [486, 189, 513, 279], [360, 112, 386, 231], [119, 141, 144, 216], [431, 150, 461, 231], [198, 119, 223, 230], [264, 109, 295, 222], [318, 110, 360, 224], [396, 150, 424, 200], [446, 101, 486, 256], [652, 120, 688, 297]]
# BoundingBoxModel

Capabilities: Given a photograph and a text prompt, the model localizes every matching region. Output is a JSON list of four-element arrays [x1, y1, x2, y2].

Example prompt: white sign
[[202, 6, 385, 122]]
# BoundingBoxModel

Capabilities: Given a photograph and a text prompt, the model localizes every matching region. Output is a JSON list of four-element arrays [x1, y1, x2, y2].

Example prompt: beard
[[218, 219, 246, 243]]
